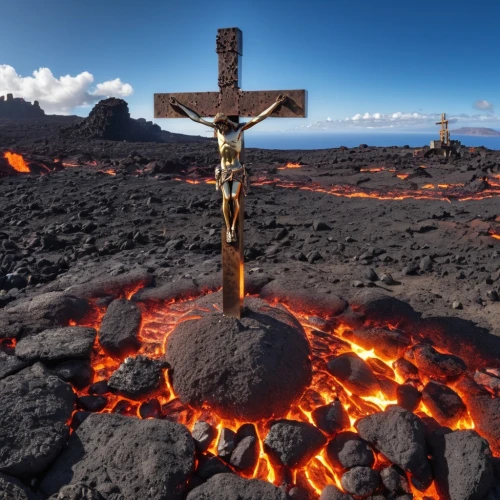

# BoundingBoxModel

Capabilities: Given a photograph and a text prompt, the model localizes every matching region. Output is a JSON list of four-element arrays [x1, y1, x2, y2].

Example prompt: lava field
[[0, 110, 500, 500]]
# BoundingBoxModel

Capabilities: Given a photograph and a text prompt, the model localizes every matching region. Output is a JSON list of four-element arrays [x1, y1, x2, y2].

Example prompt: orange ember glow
[[396, 173, 410, 180], [489, 231, 500, 240], [60, 288, 485, 498], [4, 152, 30, 173], [277, 163, 302, 170], [175, 175, 500, 203], [99, 169, 117, 176]]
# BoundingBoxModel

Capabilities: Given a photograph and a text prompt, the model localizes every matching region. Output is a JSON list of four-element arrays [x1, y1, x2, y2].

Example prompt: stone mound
[[165, 297, 312, 421], [61, 98, 163, 142]]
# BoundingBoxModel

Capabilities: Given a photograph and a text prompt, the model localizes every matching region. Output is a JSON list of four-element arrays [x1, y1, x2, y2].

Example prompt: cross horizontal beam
[[154, 89, 307, 119]]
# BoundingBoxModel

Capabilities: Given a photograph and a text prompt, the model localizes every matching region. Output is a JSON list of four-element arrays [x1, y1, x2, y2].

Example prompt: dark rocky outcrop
[[0, 94, 45, 119], [41, 413, 194, 500]]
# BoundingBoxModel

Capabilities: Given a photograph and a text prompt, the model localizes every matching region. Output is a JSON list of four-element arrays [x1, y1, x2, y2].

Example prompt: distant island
[[451, 127, 500, 136]]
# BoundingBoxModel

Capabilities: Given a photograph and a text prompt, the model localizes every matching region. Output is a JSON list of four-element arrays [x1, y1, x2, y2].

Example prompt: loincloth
[[216, 165, 249, 196]]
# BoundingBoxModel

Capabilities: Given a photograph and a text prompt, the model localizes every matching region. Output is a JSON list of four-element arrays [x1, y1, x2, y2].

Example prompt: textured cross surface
[[155, 27, 307, 317]]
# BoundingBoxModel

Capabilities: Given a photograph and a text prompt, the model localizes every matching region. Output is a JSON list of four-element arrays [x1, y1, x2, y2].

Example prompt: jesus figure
[[169, 94, 286, 243]]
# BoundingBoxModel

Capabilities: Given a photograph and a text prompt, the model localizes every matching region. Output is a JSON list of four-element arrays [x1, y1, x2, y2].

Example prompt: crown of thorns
[[213, 113, 237, 128]]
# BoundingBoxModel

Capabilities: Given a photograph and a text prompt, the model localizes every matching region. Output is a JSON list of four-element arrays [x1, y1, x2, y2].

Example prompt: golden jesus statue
[[169, 94, 286, 243]]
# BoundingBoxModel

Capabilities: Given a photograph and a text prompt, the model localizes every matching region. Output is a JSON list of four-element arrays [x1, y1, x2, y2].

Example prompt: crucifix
[[154, 27, 307, 318]]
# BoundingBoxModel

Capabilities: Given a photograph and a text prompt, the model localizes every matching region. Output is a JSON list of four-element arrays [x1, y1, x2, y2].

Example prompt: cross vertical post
[[154, 27, 307, 318]]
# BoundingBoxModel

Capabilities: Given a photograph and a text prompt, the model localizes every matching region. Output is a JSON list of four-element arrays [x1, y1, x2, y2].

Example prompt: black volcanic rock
[[186, 473, 290, 500], [456, 378, 500, 455], [319, 485, 354, 500], [311, 401, 350, 435], [41, 413, 194, 500], [355, 406, 432, 491], [264, 419, 326, 468], [326, 431, 375, 472], [192, 420, 217, 453], [407, 343, 466, 382], [165, 297, 311, 421], [0, 472, 41, 499], [62, 98, 163, 142], [54, 359, 93, 390], [340, 466, 379, 497], [0, 363, 75, 477], [107, 355, 166, 398], [341, 326, 410, 360], [0, 349, 28, 380], [380, 465, 411, 495], [47, 483, 104, 500], [98, 299, 141, 357], [0, 94, 45, 119], [326, 352, 380, 397], [15, 326, 96, 362], [229, 436, 259, 470], [430, 429, 493, 500], [0, 292, 90, 339], [421, 381, 466, 427]]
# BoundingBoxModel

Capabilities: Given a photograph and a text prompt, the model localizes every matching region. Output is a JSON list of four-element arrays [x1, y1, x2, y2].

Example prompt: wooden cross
[[154, 27, 307, 318]]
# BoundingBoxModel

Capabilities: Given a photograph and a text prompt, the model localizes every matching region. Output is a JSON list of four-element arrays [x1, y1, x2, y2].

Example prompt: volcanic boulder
[[264, 420, 327, 468], [341, 326, 410, 360], [421, 381, 466, 427], [15, 326, 96, 362], [355, 406, 432, 490], [326, 431, 375, 472], [340, 467, 379, 497], [430, 429, 494, 500], [107, 355, 167, 398], [48, 483, 104, 500], [41, 413, 194, 500], [186, 473, 290, 500], [0, 292, 89, 339], [380, 465, 411, 495], [0, 472, 41, 499], [165, 297, 311, 421], [456, 378, 500, 455], [0, 363, 75, 477], [311, 401, 350, 435], [98, 299, 141, 357], [408, 344, 466, 382], [0, 350, 28, 380], [326, 352, 380, 397], [319, 485, 354, 500]]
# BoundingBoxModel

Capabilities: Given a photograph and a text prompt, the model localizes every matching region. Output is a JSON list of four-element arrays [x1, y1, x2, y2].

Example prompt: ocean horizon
[[240, 132, 500, 151]]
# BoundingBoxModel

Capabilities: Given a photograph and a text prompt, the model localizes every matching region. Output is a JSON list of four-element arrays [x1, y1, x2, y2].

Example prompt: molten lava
[[3, 152, 30, 173], [60, 287, 487, 498], [277, 163, 302, 170]]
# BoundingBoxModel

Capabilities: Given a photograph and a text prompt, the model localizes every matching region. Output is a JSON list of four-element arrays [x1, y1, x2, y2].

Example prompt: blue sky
[[1, 0, 499, 136]]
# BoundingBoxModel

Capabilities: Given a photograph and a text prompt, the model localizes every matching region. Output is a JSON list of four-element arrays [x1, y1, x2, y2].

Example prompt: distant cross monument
[[154, 27, 307, 318]]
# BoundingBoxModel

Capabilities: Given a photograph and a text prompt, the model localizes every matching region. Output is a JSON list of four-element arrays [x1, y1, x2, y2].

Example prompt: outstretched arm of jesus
[[169, 97, 215, 128], [241, 94, 286, 131]]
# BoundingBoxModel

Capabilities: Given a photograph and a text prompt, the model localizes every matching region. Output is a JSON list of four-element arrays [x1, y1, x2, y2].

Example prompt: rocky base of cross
[[0, 270, 499, 499]]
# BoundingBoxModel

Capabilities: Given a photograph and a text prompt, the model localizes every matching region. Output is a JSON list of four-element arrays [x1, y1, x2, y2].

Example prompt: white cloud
[[289, 110, 500, 131], [91, 78, 133, 98], [474, 99, 494, 111], [0, 65, 133, 115], [326, 116, 332, 122]]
